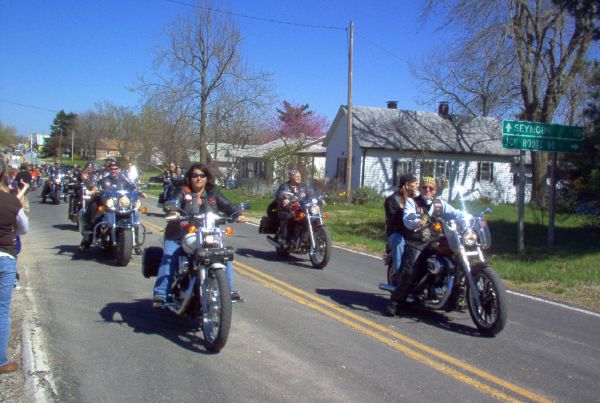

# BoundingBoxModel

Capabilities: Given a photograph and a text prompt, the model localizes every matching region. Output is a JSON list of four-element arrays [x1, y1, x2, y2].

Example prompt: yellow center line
[[234, 260, 551, 403]]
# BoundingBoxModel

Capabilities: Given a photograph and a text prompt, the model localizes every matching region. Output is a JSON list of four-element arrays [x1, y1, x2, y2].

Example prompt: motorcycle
[[379, 192, 507, 336], [82, 187, 146, 266], [69, 183, 92, 231], [141, 200, 241, 352], [42, 173, 66, 205], [259, 192, 332, 269]]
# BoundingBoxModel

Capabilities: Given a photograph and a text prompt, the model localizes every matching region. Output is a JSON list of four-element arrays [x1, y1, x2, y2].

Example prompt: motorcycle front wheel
[[201, 268, 232, 352], [115, 229, 133, 267], [466, 265, 507, 336], [309, 226, 332, 270]]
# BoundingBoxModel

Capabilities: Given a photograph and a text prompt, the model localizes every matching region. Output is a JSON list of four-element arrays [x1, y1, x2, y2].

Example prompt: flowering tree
[[265, 101, 329, 141], [263, 101, 330, 181]]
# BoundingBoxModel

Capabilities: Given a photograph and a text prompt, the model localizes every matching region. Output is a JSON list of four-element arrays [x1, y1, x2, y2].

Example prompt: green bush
[[351, 186, 382, 205]]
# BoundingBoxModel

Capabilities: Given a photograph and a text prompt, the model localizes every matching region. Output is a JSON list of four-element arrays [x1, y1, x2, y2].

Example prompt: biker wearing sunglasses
[[385, 176, 467, 316], [153, 163, 246, 306]]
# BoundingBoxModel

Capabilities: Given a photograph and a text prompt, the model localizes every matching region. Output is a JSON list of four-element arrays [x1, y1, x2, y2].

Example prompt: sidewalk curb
[[21, 265, 57, 402]]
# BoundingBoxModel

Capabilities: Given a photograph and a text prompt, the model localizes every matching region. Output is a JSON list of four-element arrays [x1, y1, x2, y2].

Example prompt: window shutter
[[490, 163, 494, 182], [393, 160, 398, 186], [476, 162, 481, 182]]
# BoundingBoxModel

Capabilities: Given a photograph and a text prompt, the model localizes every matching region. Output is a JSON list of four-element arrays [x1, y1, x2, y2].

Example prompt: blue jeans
[[388, 232, 405, 274], [153, 239, 183, 299], [153, 240, 236, 298], [0, 256, 17, 366]]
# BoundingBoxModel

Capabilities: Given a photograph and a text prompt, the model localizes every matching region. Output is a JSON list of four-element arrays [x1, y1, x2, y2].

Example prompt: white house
[[226, 137, 326, 185], [324, 103, 531, 203]]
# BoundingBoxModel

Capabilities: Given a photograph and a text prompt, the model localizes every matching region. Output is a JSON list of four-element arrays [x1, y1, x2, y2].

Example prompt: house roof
[[227, 136, 325, 158], [324, 106, 516, 157]]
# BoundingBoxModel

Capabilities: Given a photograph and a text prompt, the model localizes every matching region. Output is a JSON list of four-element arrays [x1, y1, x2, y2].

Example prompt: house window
[[477, 162, 494, 182], [420, 160, 448, 180], [335, 157, 347, 183], [393, 160, 413, 186]]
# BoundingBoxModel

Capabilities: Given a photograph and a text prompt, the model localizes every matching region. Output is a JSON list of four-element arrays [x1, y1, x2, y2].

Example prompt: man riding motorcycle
[[384, 173, 419, 284], [384, 176, 467, 317], [274, 169, 311, 248], [78, 162, 136, 252], [41, 160, 62, 201]]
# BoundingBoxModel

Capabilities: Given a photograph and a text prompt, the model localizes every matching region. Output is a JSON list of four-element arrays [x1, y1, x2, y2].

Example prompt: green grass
[[222, 190, 600, 310]]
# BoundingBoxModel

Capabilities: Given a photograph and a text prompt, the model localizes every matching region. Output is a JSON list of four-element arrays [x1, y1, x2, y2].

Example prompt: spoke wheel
[[309, 227, 332, 269], [467, 265, 507, 336], [201, 268, 232, 352]]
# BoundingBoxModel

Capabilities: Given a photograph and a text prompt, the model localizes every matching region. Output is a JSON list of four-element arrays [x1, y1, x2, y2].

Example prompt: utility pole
[[345, 20, 354, 203], [58, 128, 63, 161], [71, 127, 75, 161]]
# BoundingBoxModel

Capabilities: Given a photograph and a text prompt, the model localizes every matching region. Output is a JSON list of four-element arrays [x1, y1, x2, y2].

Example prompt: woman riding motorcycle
[[152, 162, 246, 307]]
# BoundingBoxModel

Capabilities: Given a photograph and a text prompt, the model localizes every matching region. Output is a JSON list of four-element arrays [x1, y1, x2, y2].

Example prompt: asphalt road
[[18, 189, 600, 402]]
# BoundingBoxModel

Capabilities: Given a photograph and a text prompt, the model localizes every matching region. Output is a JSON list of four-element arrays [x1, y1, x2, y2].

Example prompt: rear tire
[[201, 268, 232, 352], [309, 227, 332, 269], [116, 229, 133, 267], [467, 265, 507, 336]]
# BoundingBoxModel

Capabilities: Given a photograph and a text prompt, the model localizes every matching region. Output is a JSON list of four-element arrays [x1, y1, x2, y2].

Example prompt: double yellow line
[[234, 260, 551, 403]]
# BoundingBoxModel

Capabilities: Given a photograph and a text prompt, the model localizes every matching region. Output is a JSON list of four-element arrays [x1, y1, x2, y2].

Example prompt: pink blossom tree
[[263, 101, 329, 142]]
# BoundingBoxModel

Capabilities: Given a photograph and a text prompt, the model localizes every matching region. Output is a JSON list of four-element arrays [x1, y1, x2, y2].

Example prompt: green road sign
[[503, 120, 583, 140], [502, 134, 582, 153]]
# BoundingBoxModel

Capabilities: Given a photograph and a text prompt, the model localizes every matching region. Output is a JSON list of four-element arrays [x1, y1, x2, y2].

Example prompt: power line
[[355, 31, 407, 63], [164, 0, 346, 31], [0, 98, 59, 113]]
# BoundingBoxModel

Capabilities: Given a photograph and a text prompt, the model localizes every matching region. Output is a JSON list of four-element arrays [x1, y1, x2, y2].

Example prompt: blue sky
[[0, 0, 447, 136]]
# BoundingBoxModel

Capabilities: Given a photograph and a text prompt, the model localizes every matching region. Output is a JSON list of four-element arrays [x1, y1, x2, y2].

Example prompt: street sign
[[502, 134, 582, 153], [502, 120, 583, 153], [503, 120, 583, 140]]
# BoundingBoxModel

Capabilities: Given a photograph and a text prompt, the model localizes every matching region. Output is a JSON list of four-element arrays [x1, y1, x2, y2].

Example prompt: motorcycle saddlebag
[[142, 246, 163, 278], [258, 215, 279, 234]]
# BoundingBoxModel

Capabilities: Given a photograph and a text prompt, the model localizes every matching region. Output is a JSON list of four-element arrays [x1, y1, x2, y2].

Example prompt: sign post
[[502, 120, 583, 251]]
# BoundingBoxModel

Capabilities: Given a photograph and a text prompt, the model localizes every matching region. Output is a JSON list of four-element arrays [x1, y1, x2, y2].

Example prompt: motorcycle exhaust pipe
[[378, 283, 395, 293], [266, 236, 281, 249]]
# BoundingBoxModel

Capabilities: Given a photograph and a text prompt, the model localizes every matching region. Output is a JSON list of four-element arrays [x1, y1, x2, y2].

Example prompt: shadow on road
[[52, 223, 77, 231], [99, 299, 216, 354], [52, 244, 132, 267], [316, 288, 483, 337], [235, 247, 314, 270]]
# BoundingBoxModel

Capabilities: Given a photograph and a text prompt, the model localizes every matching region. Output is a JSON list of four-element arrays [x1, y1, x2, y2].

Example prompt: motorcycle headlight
[[181, 233, 198, 255], [462, 229, 478, 247], [204, 234, 216, 246], [309, 205, 320, 215], [118, 196, 131, 208], [105, 198, 115, 210], [134, 199, 142, 210]]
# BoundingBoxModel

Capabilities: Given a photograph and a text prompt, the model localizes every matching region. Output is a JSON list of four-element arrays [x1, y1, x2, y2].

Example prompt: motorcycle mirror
[[163, 199, 180, 212]]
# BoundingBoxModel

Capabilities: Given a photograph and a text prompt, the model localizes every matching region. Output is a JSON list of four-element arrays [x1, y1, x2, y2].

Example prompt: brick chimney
[[438, 101, 450, 118], [386, 100, 398, 109]]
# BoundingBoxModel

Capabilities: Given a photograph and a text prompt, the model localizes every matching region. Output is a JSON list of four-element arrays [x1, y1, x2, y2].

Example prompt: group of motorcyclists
[[31, 158, 477, 319]]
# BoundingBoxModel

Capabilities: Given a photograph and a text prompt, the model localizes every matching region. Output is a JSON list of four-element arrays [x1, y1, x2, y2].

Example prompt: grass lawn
[[223, 189, 600, 311]]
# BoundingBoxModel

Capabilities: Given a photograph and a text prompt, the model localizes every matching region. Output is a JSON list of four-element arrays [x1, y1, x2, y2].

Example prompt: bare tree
[[137, 0, 273, 163], [421, 0, 597, 205], [410, 35, 521, 117]]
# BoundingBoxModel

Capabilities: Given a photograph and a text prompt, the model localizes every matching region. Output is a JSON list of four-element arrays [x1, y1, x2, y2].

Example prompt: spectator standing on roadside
[[0, 154, 29, 374]]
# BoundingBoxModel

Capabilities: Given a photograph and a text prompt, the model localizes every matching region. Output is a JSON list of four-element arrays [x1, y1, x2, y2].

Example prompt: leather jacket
[[164, 185, 241, 241]]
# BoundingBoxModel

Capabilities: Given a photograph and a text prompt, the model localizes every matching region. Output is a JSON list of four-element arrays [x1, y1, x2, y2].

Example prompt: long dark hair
[[184, 162, 216, 190]]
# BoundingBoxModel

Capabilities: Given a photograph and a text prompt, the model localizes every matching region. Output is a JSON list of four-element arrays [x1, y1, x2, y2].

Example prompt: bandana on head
[[422, 176, 436, 186]]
